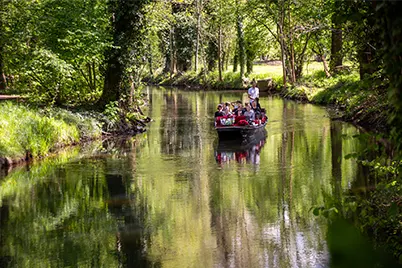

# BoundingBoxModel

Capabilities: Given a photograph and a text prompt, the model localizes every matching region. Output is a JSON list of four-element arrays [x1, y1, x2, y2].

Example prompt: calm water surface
[[0, 87, 361, 267]]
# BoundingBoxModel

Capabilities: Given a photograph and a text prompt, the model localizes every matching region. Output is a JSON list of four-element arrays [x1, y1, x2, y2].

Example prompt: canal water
[[0, 87, 362, 267]]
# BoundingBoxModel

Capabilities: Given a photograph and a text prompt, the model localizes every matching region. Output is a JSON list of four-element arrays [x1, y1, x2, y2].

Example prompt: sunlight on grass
[[0, 102, 102, 158], [227, 61, 324, 78]]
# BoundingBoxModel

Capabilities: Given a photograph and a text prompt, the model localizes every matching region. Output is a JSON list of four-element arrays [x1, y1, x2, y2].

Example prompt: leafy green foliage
[[1, 0, 111, 106], [103, 101, 120, 131]]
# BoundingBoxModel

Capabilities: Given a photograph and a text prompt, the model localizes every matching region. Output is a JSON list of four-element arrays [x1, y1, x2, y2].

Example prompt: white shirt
[[248, 86, 259, 100]]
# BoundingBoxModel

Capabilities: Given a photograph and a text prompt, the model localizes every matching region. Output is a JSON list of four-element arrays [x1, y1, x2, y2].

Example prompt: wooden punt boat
[[215, 119, 267, 141]]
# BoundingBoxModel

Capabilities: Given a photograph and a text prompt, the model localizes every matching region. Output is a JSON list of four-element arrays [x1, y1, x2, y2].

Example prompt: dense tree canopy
[[0, 0, 399, 112]]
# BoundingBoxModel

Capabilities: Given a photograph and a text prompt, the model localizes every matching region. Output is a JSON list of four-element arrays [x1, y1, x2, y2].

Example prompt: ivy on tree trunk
[[98, 0, 150, 107]]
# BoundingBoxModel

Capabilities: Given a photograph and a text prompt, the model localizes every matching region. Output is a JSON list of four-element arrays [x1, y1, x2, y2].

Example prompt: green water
[[0, 87, 361, 267]]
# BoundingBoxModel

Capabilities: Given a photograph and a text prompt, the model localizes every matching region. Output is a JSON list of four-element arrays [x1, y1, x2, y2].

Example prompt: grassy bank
[[283, 70, 392, 133], [0, 101, 102, 166]]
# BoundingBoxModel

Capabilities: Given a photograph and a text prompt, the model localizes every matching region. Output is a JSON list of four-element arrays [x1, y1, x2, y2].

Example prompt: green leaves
[[310, 205, 339, 218], [388, 202, 399, 218], [1, 0, 111, 106]]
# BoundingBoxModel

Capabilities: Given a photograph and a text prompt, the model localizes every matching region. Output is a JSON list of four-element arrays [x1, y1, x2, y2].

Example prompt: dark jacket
[[215, 111, 224, 117]]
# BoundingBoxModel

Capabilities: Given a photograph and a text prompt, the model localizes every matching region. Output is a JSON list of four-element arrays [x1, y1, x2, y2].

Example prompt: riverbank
[[0, 99, 151, 170], [280, 70, 391, 134], [0, 101, 102, 169]]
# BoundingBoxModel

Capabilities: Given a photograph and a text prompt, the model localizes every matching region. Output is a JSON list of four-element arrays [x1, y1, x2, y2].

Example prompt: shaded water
[[0, 87, 362, 267]]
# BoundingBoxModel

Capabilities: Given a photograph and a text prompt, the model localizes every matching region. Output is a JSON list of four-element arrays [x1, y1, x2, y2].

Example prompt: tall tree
[[0, 1, 6, 90], [235, 0, 245, 78], [0, 20, 6, 90], [248, 0, 316, 85], [330, 0, 343, 72], [342, 1, 380, 79], [194, 0, 202, 72], [378, 1, 402, 154], [99, 0, 150, 107]]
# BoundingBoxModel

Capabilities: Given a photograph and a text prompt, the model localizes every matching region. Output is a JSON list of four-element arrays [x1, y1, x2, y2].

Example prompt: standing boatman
[[248, 79, 259, 103]]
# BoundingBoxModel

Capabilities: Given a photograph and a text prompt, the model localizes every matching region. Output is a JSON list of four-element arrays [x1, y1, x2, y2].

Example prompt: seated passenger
[[215, 104, 224, 117], [251, 101, 261, 118], [233, 102, 243, 115], [223, 102, 231, 115], [242, 103, 248, 114], [260, 108, 267, 121], [234, 100, 242, 109], [243, 103, 255, 121], [251, 100, 261, 114]]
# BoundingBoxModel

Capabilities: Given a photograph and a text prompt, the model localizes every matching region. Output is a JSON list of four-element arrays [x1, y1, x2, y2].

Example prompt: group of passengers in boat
[[215, 99, 265, 120], [214, 79, 267, 125]]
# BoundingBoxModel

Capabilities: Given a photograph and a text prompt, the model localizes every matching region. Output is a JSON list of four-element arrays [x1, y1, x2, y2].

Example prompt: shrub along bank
[[0, 101, 102, 167], [281, 70, 392, 133], [144, 69, 283, 90]]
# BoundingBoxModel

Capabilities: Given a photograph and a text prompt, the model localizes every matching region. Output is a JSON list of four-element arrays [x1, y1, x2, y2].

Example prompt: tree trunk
[[148, 43, 153, 76], [330, 14, 343, 72], [245, 44, 253, 75], [98, 0, 149, 107], [200, 36, 207, 82], [233, 49, 238, 73], [380, 1, 402, 149], [129, 74, 135, 106], [313, 34, 330, 78], [218, 25, 223, 82], [246, 55, 253, 75], [224, 51, 229, 71], [322, 55, 331, 78], [92, 61, 96, 90], [101, 53, 123, 106], [288, 8, 296, 83], [206, 40, 217, 71], [88, 63, 93, 90], [236, 13, 245, 78], [0, 14, 6, 90], [0, 53, 6, 90], [278, 1, 287, 87], [99, 1, 126, 106], [224, 50, 228, 71], [170, 27, 177, 78], [164, 48, 170, 73], [294, 33, 311, 79], [289, 43, 296, 83], [194, 0, 201, 72]]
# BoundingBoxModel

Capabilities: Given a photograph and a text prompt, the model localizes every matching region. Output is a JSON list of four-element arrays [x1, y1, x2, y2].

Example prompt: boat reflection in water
[[215, 130, 267, 165]]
